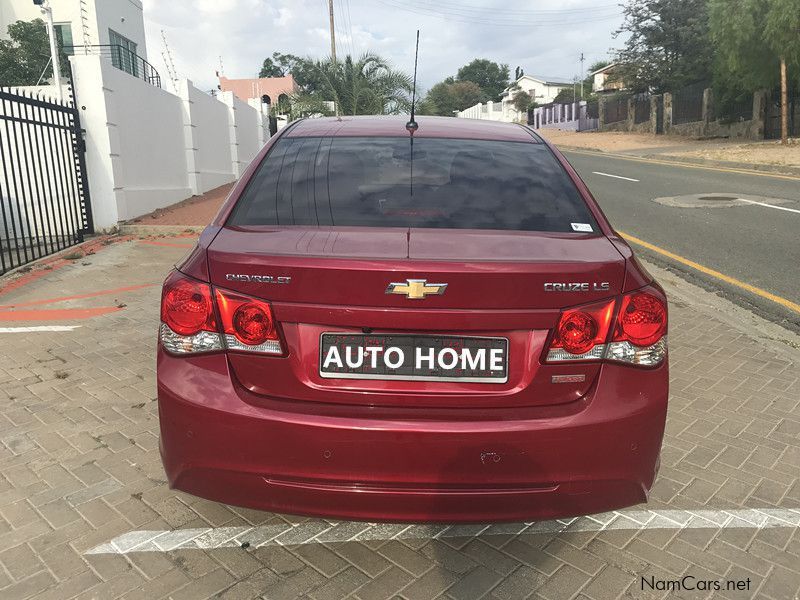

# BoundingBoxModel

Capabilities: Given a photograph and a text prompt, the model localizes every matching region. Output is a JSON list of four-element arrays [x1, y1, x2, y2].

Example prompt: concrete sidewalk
[[0, 236, 798, 599]]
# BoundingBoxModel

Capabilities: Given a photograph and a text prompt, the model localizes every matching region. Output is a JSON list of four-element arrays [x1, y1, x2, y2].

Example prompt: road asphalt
[[562, 150, 800, 332]]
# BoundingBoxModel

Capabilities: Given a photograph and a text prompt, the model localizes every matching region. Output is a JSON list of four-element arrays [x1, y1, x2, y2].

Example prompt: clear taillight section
[[545, 286, 667, 367], [159, 271, 283, 355]]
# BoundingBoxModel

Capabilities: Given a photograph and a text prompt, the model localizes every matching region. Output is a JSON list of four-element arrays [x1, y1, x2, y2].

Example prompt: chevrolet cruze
[[157, 116, 668, 523]]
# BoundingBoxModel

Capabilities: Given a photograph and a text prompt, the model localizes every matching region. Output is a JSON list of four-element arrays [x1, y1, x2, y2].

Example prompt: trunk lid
[[205, 226, 626, 408]]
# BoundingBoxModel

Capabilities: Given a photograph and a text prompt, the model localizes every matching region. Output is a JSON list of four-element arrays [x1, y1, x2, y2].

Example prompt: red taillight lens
[[232, 303, 275, 345], [215, 288, 282, 353], [161, 275, 216, 336], [614, 291, 667, 347], [556, 311, 598, 354], [545, 286, 668, 366], [549, 299, 615, 358]]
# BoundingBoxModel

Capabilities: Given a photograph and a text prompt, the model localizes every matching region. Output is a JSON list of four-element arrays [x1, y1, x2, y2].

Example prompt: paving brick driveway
[[0, 235, 798, 600]]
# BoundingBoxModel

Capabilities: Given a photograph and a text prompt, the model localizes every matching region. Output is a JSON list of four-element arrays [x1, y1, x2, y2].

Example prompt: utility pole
[[579, 52, 585, 100], [780, 57, 788, 145], [37, 0, 63, 101], [328, 0, 337, 61]]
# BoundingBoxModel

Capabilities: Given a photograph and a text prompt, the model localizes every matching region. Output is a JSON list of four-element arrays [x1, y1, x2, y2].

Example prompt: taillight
[[215, 288, 283, 355], [606, 289, 667, 366], [545, 286, 667, 367], [159, 272, 283, 356], [160, 271, 223, 354], [546, 299, 615, 362]]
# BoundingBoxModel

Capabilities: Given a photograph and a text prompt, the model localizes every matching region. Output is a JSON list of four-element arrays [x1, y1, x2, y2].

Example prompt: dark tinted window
[[229, 136, 598, 233]]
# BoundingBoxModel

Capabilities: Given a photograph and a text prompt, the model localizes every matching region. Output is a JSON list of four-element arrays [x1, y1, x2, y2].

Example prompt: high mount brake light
[[159, 271, 283, 355], [546, 286, 667, 367]]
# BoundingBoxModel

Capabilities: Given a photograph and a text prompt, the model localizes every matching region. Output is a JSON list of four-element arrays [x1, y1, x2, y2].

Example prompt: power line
[[371, 0, 621, 27]]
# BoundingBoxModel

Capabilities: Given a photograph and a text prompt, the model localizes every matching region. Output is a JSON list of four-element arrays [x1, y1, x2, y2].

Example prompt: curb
[[557, 145, 800, 178], [639, 153, 800, 177], [119, 224, 205, 236]]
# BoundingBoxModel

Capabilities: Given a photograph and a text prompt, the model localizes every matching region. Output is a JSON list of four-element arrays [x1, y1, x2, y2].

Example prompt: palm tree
[[290, 53, 413, 117]]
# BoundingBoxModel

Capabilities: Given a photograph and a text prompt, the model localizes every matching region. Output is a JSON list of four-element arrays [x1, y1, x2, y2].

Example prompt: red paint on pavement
[[0, 307, 122, 321], [0, 284, 157, 310], [0, 235, 134, 298]]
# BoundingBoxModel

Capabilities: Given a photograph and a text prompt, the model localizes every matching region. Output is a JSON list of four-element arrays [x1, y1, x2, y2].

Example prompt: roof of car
[[285, 115, 541, 142]]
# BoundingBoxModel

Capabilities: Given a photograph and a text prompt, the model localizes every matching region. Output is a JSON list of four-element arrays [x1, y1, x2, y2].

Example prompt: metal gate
[[0, 88, 93, 275], [765, 94, 799, 139]]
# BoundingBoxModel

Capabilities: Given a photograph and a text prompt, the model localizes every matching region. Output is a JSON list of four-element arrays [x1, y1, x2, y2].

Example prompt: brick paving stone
[[0, 238, 799, 599]]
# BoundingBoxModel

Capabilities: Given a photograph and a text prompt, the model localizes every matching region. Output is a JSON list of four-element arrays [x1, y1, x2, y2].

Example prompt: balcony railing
[[64, 45, 162, 88]]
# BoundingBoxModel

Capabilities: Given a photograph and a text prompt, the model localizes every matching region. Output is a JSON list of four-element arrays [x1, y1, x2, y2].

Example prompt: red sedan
[[157, 116, 668, 523]]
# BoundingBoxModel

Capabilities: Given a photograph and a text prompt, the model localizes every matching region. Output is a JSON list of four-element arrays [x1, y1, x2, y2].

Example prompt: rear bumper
[[157, 349, 668, 523]]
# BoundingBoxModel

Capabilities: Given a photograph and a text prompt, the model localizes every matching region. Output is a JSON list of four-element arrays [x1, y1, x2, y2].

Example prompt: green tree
[[0, 19, 54, 86], [709, 0, 800, 143], [420, 80, 484, 116], [290, 53, 412, 116], [511, 89, 534, 113], [456, 59, 510, 100], [553, 86, 579, 104], [613, 0, 713, 93]]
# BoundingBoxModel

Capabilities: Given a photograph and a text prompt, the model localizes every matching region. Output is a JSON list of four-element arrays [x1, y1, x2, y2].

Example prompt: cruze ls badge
[[544, 282, 610, 292], [225, 274, 291, 284], [386, 279, 448, 299]]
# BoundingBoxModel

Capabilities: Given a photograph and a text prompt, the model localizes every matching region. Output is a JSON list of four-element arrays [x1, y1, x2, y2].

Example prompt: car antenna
[[406, 30, 420, 134], [407, 30, 420, 198]]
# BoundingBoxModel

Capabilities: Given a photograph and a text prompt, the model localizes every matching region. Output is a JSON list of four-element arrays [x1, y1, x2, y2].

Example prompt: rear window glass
[[228, 136, 597, 233]]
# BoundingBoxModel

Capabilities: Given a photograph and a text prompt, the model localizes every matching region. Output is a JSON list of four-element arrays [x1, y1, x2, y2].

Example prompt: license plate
[[319, 333, 508, 383]]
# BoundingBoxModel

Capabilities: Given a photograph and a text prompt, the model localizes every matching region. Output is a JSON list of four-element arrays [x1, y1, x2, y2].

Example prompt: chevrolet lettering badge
[[386, 279, 447, 300]]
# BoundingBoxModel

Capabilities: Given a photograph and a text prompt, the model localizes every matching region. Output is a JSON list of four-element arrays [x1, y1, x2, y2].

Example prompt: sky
[[140, 0, 627, 96]]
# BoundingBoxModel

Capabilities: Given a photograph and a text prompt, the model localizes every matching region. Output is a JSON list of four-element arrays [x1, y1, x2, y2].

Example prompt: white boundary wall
[[457, 101, 519, 123], [69, 54, 268, 229]]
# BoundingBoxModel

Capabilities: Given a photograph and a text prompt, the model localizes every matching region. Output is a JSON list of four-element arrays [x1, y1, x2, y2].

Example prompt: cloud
[[141, 0, 624, 96]]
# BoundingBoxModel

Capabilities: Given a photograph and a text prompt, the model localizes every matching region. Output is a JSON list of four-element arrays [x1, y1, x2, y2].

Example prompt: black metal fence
[[586, 101, 599, 119], [765, 93, 800, 140], [0, 88, 93, 275], [65, 45, 162, 88], [604, 95, 629, 123], [716, 93, 754, 123], [672, 81, 706, 125], [633, 93, 651, 124]]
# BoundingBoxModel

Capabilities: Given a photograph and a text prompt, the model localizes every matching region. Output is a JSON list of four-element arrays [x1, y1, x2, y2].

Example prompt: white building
[[501, 74, 573, 109], [458, 74, 573, 123], [590, 63, 625, 95], [1, 0, 148, 60], [1, 0, 270, 231]]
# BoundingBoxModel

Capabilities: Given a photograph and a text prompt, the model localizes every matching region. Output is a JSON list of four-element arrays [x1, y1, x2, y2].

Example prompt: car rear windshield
[[228, 136, 598, 233]]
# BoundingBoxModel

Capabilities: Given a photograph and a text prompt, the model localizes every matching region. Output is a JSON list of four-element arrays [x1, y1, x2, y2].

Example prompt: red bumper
[[157, 348, 667, 523]]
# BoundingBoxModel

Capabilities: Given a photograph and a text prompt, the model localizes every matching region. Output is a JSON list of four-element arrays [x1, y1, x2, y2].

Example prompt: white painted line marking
[[738, 198, 800, 214], [592, 171, 640, 182], [84, 508, 800, 555], [0, 325, 81, 333]]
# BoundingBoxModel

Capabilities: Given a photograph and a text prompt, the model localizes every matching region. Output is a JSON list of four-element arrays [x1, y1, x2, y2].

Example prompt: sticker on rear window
[[571, 223, 593, 232]]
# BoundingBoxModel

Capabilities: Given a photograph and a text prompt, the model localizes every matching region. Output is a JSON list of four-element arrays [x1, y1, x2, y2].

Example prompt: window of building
[[109, 29, 138, 77], [54, 23, 73, 55]]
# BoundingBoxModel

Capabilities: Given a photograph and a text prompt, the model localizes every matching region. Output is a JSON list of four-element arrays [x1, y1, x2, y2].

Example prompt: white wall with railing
[[456, 100, 519, 123], [69, 53, 268, 229]]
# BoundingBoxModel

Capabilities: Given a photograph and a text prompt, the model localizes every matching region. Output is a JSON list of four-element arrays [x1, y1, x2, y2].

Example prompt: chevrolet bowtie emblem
[[386, 279, 448, 300]]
